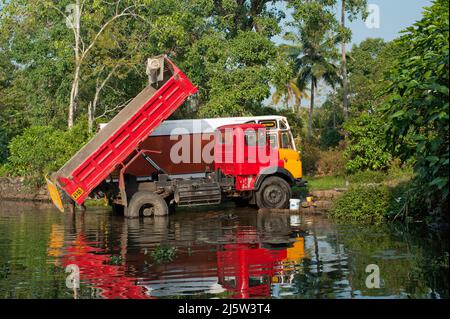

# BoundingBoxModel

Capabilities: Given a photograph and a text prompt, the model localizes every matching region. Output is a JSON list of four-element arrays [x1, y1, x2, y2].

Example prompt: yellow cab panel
[[279, 148, 302, 179], [278, 131, 302, 179], [258, 117, 303, 180]]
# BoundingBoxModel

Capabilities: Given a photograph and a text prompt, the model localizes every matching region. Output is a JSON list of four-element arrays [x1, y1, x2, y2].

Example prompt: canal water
[[0, 200, 448, 299]]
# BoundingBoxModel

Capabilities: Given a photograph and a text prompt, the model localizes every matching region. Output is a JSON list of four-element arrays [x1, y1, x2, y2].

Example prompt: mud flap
[[45, 176, 65, 213]]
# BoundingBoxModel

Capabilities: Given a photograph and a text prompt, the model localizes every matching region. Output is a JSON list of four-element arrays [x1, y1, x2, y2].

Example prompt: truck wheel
[[125, 192, 168, 218], [256, 176, 291, 209]]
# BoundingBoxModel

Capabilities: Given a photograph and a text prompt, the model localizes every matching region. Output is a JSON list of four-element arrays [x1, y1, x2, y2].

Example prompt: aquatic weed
[[150, 245, 178, 264]]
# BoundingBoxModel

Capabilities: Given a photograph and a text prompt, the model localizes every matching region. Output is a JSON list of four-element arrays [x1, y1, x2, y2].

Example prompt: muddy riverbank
[[0, 177, 50, 202]]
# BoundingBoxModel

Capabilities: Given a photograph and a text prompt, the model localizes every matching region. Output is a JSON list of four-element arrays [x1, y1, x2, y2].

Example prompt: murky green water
[[0, 200, 448, 299]]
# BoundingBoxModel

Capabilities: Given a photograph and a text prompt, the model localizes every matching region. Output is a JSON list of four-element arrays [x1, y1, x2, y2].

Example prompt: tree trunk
[[68, 64, 80, 129], [341, 0, 349, 120], [88, 79, 101, 133], [88, 102, 93, 133], [308, 80, 315, 139], [68, 0, 81, 129], [295, 100, 300, 114]]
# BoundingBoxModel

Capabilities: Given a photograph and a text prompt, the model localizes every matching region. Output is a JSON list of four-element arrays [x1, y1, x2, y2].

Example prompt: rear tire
[[125, 192, 168, 218], [256, 176, 291, 209]]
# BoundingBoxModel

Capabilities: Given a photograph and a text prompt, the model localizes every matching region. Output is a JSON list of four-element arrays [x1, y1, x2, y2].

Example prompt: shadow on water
[[0, 200, 448, 299]]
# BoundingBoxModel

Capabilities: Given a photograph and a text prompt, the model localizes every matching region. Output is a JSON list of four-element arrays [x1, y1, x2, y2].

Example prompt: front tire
[[125, 192, 169, 218], [256, 176, 291, 209]]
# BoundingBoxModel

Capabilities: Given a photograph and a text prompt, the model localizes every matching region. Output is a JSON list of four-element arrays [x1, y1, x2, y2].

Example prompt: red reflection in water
[[217, 229, 287, 298], [57, 222, 301, 299], [62, 234, 150, 299]]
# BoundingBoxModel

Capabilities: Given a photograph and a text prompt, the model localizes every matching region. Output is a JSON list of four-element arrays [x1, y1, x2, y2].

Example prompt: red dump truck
[[46, 56, 305, 217]]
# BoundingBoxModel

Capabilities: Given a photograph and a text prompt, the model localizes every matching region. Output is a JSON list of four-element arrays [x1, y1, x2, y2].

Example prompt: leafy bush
[[389, 179, 447, 223], [299, 142, 321, 176], [300, 139, 346, 177], [5, 123, 92, 186], [320, 128, 343, 149], [330, 185, 391, 224], [315, 148, 346, 176], [330, 180, 422, 224], [0, 164, 7, 177], [344, 113, 392, 173]]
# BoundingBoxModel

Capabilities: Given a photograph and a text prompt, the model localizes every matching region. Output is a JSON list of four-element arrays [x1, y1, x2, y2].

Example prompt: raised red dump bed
[[48, 56, 197, 210]]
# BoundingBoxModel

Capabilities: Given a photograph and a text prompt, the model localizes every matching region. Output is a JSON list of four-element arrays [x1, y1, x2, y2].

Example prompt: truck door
[[278, 131, 302, 179]]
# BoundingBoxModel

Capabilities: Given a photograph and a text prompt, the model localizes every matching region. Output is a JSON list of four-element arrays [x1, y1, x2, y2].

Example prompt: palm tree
[[283, 30, 341, 139], [272, 78, 309, 113]]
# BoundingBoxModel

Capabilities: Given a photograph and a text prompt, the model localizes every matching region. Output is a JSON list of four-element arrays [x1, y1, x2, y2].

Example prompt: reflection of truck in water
[[135, 213, 306, 298], [51, 210, 305, 298], [46, 56, 305, 217]]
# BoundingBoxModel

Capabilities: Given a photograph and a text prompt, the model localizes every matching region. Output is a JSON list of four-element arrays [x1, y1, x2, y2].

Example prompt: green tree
[[271, 51, 309, 113], [339, 0, 368, 119], [382, 0, 449, 219], [347, 38, 399, 115], [44, 0, 146, 129], [0, 0, 73, 129], [0, 0, 217, 131], [343, 112, 392, 173], [272, 78, 308, 113], [319, 38, 399, 151], [185, 0, 284, 117], [272, 40, 310, 114], [286, 2, 342, 139], [313, 98, 344, 149]]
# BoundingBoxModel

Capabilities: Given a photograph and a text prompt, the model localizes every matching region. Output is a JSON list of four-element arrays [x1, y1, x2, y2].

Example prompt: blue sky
[[346, 0, 433, 45]]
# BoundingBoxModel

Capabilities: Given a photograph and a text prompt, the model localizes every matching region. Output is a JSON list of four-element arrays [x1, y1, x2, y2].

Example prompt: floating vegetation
[[107, 255, 123, 265], [150, 245, 178, 264]]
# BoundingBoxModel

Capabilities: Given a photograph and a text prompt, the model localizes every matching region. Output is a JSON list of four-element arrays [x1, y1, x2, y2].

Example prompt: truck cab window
[[268, 134, 278, 149], [280, 132, 294, 149], [244, 129, 257, 146]]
